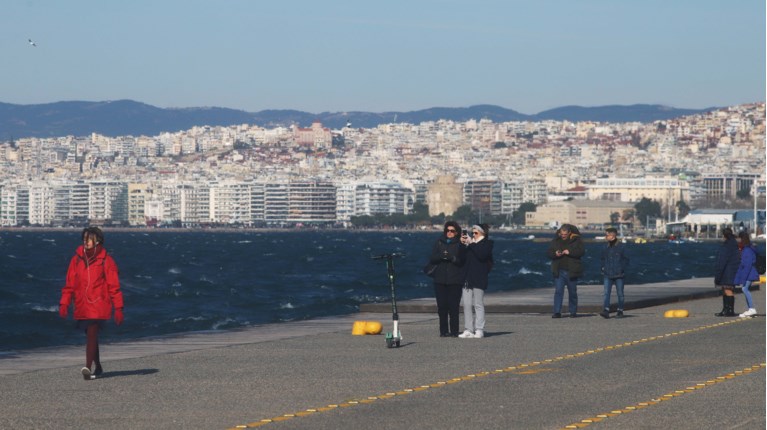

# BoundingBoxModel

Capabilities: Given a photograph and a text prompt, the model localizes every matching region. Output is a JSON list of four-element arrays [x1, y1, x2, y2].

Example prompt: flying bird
[[28, 39, 37, 47]]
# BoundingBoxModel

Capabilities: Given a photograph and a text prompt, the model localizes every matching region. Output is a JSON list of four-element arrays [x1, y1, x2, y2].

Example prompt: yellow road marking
[[560, 363, 766, 429], [227, 318, 749, 429]]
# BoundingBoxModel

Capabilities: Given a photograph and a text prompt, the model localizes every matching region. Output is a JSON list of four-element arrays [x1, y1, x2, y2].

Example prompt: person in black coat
[[458, 224, 494, 339], [428, 221, 466, 337], [714, 227, 740, 317]]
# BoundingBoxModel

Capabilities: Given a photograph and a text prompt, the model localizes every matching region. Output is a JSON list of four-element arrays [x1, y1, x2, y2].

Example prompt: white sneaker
[[458, 330, 474, 338], [474, 330, 484, 338], [81, 367, 95, 380], [739, 308, 757, 317]]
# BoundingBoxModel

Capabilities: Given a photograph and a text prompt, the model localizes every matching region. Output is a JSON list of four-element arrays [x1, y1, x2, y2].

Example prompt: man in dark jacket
[[547, 224, 585, 318], [599, 227, 629, 319], [429, 221, 467, 336]]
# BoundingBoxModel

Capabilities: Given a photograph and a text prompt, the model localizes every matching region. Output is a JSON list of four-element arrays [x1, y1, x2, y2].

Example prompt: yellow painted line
[[227, 319, 750, 429], [559, 363, 766, 429]]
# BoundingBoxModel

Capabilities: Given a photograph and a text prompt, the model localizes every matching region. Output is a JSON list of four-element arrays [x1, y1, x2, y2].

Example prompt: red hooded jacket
[[60, 245, 124, 320]]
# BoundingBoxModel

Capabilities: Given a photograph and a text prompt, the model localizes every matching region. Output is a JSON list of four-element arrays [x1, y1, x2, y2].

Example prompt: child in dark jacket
[[599, 228, 629, 319]]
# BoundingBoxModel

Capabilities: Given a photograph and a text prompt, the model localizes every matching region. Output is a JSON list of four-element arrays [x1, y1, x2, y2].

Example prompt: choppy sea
[[0, 230, 744, 351]]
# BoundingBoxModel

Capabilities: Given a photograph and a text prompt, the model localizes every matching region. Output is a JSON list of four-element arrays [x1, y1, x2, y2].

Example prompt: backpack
[[754, 247, 766, 275]]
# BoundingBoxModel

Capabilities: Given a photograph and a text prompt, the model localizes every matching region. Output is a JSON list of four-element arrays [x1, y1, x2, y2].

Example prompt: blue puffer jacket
[[714, 237, 739, 286], [734, 245, 759, 285], [601, 240, 629, 279]]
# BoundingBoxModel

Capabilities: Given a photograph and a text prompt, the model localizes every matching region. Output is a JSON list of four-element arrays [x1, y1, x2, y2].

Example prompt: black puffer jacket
[[714, 237, 739, 286], [429, 235, 466, 285]]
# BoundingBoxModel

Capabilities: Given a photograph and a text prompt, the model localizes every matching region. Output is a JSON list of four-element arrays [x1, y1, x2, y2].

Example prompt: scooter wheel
[[386, 338, 393, 348], [394, 340, 400, 347]]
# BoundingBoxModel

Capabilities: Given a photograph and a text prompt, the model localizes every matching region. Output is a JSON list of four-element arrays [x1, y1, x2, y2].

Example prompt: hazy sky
[[2, 0, 764, 114]]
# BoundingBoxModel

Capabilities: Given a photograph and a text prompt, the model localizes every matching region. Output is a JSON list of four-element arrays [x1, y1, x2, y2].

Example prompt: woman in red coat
[[59, 227, 124, 380]]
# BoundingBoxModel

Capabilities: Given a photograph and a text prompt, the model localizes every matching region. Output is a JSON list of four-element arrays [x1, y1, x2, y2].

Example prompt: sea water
[[0, 230, 732, 351]]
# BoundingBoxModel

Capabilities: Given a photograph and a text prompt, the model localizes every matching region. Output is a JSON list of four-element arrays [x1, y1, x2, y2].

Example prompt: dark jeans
[[553, 270, 578, 314], [434, 283, 462, 335]]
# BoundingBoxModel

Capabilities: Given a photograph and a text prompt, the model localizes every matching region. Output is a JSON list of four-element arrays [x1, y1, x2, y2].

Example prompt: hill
[[0, 100, 717, 139]]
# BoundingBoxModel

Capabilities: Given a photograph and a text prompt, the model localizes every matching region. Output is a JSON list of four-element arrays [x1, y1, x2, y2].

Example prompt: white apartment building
[[128, 183, 150, 226], [210, 181, 253, 225], [354, 182, 414, 216], [88, 181, 128, 224], [0, 185, 18, 226], [587, 176, 689, 207], [335, 183, 356, 223]]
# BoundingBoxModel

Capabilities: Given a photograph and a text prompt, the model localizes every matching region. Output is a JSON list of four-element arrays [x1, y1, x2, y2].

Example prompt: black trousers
[[434, 283, 462, 335]]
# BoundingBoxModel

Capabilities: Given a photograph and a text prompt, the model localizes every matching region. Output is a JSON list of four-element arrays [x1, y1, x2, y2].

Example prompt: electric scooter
[[372, 253, 404, 348]]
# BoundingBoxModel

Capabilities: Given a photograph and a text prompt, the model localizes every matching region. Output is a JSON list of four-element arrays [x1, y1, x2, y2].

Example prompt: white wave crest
[[518, 267, 544, 276], [280, 302, 295, 309]]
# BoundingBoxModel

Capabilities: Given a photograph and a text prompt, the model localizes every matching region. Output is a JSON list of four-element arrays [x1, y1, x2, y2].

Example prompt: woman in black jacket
[[428, 221, 466, 337], [714, 227, 740, 317], [458, 224, 494, 339]]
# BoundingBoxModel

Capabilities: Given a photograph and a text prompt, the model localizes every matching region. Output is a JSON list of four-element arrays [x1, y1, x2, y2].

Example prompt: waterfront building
[[285, 181, 336, 224], [699, 173, 760, 200], [335, 183, 356, 223], [88, 181, 128, 225], [52, 181, 90, 226], [587, 176, 690, 207], [127, 183, 150, 226], [210, 181, 253, 225], [0, 185, 19, 226], [525, 199, 635, 229], [354, 181, 414, 216]]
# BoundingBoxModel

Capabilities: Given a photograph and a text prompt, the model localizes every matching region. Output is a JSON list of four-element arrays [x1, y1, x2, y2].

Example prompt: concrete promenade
[[1, 277, 764, 429]]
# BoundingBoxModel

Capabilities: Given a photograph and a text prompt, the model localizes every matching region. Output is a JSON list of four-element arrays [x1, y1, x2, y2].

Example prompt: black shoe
[[440, 333, 450, 337], [616, 311, 624, 318], [450, 332, 459, 337], [94, 365, 103, 376], [599, 310, 610, 319], [552, 313, 561, 319], [570, 313, 577, 318]]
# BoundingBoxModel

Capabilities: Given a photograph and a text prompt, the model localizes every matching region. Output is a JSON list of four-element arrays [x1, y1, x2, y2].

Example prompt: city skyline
[[2, 0, 764, 114]]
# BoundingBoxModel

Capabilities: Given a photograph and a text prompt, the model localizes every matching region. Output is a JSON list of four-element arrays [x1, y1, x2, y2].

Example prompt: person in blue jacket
[[599, 227, 629, 319], [735, 231, 760, 317], [428, 221, 466, 337], [714, 227, 740, 317], [458, 224, 494, 339]]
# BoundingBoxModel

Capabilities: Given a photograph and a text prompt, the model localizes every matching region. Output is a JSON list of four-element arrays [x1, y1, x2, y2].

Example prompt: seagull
[[28, 39, 37, 47]]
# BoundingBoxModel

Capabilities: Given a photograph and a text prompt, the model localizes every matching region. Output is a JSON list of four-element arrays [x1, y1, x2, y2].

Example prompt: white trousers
[[462, 287, 486, 332]]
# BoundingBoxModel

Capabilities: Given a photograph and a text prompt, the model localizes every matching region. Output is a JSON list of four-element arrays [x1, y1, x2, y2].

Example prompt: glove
[[59, 304, 68, 319], [114, 308, 124, 326]]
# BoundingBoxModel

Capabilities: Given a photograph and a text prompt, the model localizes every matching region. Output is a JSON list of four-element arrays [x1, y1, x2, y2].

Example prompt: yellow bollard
[[352, 321, 367, 335], [364, 321, 382, 335], [352, 321, 383, 335], [664, 309, 690, 318]]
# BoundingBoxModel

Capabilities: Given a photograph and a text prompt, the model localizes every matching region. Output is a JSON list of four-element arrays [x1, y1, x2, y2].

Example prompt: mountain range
[[0, 100, 718, 139]]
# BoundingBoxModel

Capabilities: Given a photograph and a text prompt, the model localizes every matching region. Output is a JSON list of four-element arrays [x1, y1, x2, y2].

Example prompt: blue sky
[[2, 0, 764, 114]]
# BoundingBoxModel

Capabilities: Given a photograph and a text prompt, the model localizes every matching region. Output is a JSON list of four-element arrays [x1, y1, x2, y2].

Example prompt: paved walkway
[[0, 277, 764, 430], [361, 277, 752, 313]]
